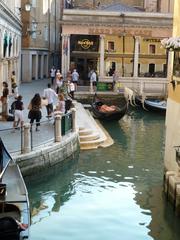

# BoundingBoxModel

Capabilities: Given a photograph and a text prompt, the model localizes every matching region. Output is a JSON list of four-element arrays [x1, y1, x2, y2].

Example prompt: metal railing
[[0, 109, 76, 155]]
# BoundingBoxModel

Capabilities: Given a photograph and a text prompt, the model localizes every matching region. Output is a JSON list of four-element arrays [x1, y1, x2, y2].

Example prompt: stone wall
[[14, 132, 79, 177]]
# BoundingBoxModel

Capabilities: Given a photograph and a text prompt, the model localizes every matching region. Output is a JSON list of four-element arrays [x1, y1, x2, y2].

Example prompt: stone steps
[[79, 132, 100, 141]]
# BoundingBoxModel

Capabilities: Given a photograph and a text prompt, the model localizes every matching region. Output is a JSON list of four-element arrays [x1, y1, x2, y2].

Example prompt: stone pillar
[[40, 54, 44, 79], [99, 35, 105, 79], [55, 114, 62, 142], [22, 123, 31, 154], [35, 54, 38, 80], [133, 36, 140, 78], [71, 108, 76, 132], [61, 34, 65, 78], [61, 34, 69, 79], [67, 34, 70, 73]]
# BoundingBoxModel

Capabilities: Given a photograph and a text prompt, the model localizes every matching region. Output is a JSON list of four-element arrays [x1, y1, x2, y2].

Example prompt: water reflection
[[27, 109, 180, 240]]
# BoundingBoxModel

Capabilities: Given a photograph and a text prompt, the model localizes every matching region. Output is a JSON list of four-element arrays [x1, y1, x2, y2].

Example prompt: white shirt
[[43, 88, 57, 104], [50, 68, 56, 77], [69, 82, 75, 92], [90, 72, 97, 82], [72, 71, 79, 82]]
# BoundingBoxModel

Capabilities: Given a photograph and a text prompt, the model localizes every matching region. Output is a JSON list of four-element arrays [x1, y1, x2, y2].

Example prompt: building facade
[[21, 0, 61, 82], [61, 1, 173, 85], [164, 0, 180, 172], [0, 0, 22, 93]]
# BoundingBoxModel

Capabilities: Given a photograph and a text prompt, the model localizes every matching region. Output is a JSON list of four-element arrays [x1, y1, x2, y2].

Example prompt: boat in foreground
[[0, 138, 30, 240], [91, 95, 128, 121]]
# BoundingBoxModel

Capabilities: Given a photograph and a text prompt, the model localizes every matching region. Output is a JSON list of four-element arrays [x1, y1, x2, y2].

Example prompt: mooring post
[[54, 114, 62, 142], [22, 123, 31, 154], [71, 108, 76, 133]]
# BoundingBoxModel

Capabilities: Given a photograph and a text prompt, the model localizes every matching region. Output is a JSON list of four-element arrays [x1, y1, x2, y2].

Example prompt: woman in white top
[[56, 93, 65, 114]]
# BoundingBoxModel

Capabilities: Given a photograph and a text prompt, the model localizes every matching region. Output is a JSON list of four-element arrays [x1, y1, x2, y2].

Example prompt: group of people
[[50, 66, 78, 99], [4, 82, 69, 132]]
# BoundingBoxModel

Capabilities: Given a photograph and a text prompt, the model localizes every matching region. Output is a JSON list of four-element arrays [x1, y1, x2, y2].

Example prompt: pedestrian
[[50, 66, 56, 85], [12, 95, 24, 132], [28, 93, 42, 131], [11, 71, 18, 97], [43, 83, 58, 118], [68, 80, 75, 99], [56, 93, 65, 114], [71, 69, 79, 91], [56, 75, 63, 94], [56, 69, 62, 80], [90, 69, 97, 92], [1, 82, 9, 120]]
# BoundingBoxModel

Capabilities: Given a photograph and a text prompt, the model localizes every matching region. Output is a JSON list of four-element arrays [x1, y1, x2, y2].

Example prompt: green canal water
[[26, 108, 180, 240]]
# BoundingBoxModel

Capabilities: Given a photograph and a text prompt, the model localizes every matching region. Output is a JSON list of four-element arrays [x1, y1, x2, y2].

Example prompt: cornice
[[0, 2, 22, 31]]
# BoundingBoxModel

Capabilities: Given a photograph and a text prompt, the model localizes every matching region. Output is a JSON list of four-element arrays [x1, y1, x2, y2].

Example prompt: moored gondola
[[91, 94, 128, 121], [144, 99, 166, 113], [135, 96, 166, 113], [0, 138, 30, 240]]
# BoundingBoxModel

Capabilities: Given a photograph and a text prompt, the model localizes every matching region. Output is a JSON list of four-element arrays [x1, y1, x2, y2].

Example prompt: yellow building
[[61, 1, 173, 85], [164, 1, 180, 172]]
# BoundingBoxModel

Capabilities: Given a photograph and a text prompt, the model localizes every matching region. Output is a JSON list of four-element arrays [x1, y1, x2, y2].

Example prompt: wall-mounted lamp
[[170, 79, 180, 91]]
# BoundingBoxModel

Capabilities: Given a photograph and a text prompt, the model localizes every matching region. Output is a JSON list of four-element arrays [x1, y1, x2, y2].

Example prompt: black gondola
[[0, 138, 30, 240], [91, 94, 128, 121]]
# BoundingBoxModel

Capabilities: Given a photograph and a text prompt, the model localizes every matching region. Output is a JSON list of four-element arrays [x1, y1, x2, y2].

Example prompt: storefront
[[61, 9, 172, 85]]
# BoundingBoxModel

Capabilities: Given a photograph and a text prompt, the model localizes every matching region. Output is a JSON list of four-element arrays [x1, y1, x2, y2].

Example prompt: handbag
[[28, 110, 33, 119]]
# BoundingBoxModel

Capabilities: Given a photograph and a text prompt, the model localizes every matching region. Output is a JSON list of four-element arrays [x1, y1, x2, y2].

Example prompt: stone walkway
[[0, 79, 113, 154]]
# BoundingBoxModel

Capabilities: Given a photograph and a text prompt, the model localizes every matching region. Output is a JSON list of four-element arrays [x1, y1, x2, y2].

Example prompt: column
[[54, 114, 62, 142], [67, 34, 70, 72], [133, 36, 140, 78], [61, 34, 65, 78], [40, 54, 44, 79], [99, 35, 105, 79], [22, 123, 31, 154], [61, 34, 70, 79], [35, 54, 38, 80]]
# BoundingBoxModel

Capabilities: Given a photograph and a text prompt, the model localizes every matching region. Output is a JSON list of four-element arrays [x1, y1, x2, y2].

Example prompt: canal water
[[26, 108, 180, 240]]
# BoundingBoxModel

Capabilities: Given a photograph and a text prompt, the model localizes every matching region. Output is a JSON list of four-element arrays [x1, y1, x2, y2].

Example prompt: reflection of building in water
[[61, 0, 173, 85]]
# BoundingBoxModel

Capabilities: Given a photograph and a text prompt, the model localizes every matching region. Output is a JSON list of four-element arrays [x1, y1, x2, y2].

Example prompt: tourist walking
[[50, 66, 56, 85], [1, 82, 9, 120], [12, 95, 24, 132], [68, 80, 75, 99], [56, 75, 63, 94], [43, 83, 58, 118], [90, 69, 97, 92], [11, 71, 18, 97], [28, 93, 42, 131], [71, 69, 79, 91]]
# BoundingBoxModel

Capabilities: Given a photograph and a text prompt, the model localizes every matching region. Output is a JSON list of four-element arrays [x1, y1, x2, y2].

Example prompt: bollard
[[55, 114, 62, 142], [22, 123, 31, 154], [71, 108, 76, 133]]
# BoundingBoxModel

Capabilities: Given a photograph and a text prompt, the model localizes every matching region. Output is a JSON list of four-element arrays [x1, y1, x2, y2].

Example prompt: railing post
[[54, 114, 62, 142], [22, 123, 31, 154], [71, 108, 76, 133]]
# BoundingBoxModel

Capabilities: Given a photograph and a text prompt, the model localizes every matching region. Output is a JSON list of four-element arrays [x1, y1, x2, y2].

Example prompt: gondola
[[0, 138, 30, 240], [144, 99, 166, 113], [135, 97, 166, 113], [91, 94, 128, 121]]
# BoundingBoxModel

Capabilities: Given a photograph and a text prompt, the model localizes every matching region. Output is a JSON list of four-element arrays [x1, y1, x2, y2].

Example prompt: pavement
[[0, 78, 56, 154], [0, 79, 113, 154]]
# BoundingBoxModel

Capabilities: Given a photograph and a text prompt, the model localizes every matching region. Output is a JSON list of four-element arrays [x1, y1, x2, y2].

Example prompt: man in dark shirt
[[1, 82, 9, 120]]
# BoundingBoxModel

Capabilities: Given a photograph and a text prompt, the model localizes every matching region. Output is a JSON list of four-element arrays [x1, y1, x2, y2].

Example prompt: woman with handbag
[[28, 93, 42, 131]]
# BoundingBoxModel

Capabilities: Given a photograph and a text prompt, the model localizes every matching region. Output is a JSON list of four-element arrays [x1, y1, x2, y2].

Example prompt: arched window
[[3, 32, 8, 58]]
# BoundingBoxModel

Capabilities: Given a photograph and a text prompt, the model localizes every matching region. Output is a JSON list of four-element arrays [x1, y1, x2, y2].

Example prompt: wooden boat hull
[[0, 139, 30, 239]]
